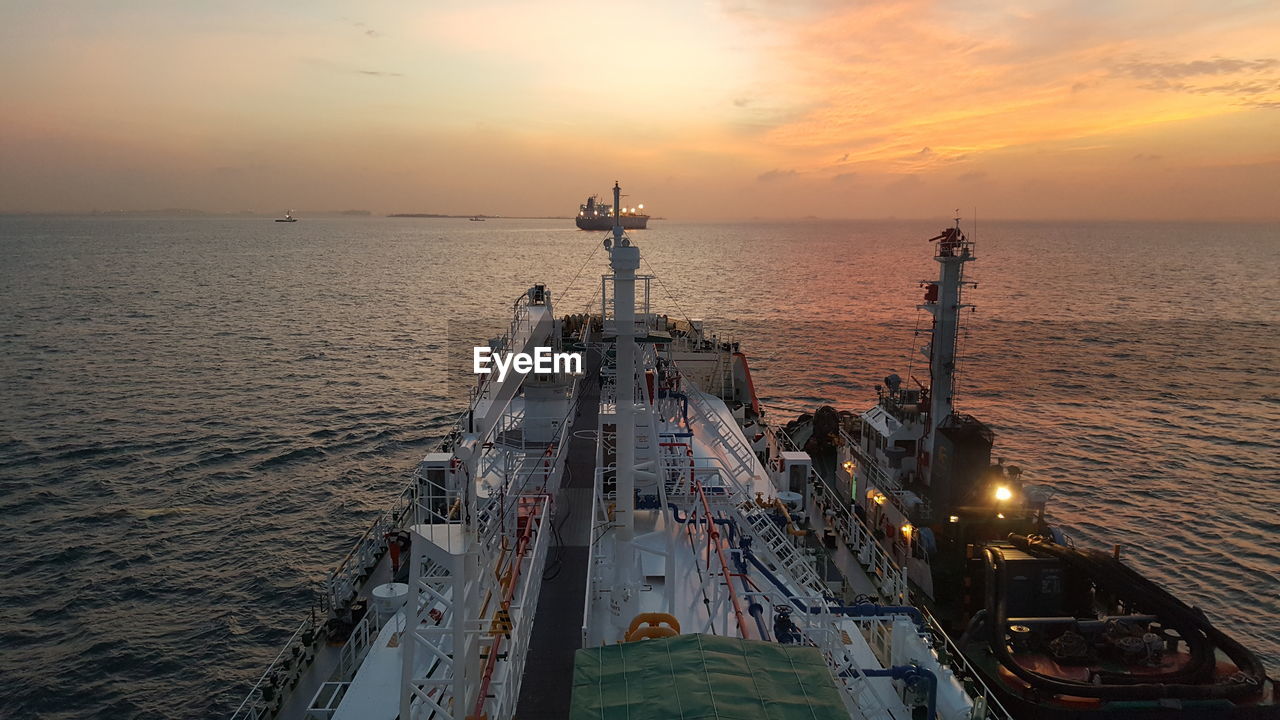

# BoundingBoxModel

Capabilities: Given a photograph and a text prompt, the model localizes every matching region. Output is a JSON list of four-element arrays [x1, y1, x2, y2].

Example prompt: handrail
[[324, 480, 415, 611], [768, 410, 1014, 719], [232, 294, 582, 720], [919, 605, 1016, 720], [228, 613, 319, 720], [772, 425, 908, 604]]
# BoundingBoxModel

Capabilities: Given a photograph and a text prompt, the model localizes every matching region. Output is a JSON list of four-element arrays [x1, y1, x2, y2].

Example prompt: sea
[[1, 215, 1276, 718]]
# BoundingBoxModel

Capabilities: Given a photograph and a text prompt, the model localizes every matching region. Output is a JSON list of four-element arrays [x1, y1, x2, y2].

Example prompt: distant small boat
[[469, 216, 485, 221], [275, 211, 298, 223]]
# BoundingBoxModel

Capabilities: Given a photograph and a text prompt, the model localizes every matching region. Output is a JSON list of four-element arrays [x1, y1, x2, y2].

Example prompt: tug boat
[[229, 189, 1011, 720], [783, 220, 1278, 718]]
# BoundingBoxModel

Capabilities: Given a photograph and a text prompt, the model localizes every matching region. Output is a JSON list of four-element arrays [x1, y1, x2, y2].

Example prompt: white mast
[[922, 215, 974, 480], [607, 181, 641, 639]]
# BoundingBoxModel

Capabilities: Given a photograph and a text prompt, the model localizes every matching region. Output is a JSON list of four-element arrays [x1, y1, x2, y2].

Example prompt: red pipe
[[660, 442, 695, 485], [694, 481, 753, 639], [472, 493, 549, 719]]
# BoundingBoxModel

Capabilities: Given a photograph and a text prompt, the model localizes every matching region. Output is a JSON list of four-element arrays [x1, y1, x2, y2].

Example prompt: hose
[[986, 536, 1267, 700]]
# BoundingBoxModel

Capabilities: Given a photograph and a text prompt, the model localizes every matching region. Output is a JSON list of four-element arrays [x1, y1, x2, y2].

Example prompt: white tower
[[921, 217, 975, 480], [607, 182, 642, 639]]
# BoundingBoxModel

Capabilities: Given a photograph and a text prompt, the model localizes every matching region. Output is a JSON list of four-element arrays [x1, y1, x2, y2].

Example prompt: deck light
[[949, 515, 959, 523], [994, 485, 1012, 502]]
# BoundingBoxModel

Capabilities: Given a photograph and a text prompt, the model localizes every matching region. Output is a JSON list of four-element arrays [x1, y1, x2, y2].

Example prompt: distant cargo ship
[[576, 186, 648, 230]]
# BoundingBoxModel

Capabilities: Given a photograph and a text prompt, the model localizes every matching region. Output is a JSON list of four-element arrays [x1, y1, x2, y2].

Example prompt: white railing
[[768, 425, 908, 603], [336, 609, 380, 682], [768, 419, 1015, 720], [324, 480, 415, 612], [684, 389, 758, 482], [228, 612, 322, 720]]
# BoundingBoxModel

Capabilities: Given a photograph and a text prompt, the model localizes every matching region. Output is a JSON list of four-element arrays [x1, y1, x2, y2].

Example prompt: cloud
[[1138, 79, 1280, 96], [1131, 153, 1162, 162], [733, 97, 751, 107], [757, 168, 798, 182], [957, 171, 987, 182], [346, 18, 384, 38], [358, 70, 404, 77], [1113, 57, 1278, 80]]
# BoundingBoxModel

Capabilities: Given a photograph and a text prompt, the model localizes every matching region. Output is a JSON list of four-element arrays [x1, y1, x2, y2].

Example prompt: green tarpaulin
[[570, 634, 849, 720]]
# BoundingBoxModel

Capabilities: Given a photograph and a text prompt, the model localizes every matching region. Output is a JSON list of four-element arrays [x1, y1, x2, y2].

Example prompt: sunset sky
[[2, 1, 1278, 220]]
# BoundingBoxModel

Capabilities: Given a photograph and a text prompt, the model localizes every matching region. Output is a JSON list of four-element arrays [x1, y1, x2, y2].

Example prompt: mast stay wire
[[640, 252, 697, 329]]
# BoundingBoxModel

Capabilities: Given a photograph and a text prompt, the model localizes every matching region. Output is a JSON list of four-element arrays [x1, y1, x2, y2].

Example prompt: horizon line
[[1, 209, 1277, 224]]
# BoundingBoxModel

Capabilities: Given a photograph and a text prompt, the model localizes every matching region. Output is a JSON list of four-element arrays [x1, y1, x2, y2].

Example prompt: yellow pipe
[[755, 492, 807, 536]]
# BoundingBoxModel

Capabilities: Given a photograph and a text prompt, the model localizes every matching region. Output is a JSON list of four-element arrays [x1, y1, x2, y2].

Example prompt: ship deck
[[514, 347, 601, 718], [276, 551, 398, 720]]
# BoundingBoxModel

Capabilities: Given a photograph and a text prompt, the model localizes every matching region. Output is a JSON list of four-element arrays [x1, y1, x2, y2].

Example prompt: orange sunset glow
[[2, 1, 1278, 220]]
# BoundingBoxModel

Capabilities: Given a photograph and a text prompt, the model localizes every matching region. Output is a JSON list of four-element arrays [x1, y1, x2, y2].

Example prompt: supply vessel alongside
[[228, 189, 1275, 720], [576, 184, 648, 230], [785, 221, 1276, 717]]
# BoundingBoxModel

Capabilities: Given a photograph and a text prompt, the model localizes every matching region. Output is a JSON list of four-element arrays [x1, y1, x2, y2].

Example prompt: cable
[[640, 254, 696, 328], [560, 237, 602, 306]]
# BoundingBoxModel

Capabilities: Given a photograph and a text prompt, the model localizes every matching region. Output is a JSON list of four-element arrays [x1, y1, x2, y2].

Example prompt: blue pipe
[[738, 538, 935, 716], [731, 546, 771, 641], [810, 603, 924, 629], [739, 539, 923, 628], [657, 389, 690, 426], [668, 504, 738, 544], [845, 665, 937, 720], [741, 540, 812, 611]]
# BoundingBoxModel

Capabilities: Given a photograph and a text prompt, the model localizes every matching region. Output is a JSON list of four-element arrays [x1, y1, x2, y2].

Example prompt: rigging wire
[[640, 253, 697, 329], [562, 236, 602, 300]]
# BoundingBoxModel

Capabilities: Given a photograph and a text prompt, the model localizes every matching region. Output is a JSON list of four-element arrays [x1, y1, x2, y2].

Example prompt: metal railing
[[324, 480, 415, 612], [768, 418, 1014, 720], [228, 612, 322, 720]]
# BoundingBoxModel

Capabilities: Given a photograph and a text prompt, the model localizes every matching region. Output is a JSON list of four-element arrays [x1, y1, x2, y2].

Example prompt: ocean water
[[0, 216, 1276, 718]]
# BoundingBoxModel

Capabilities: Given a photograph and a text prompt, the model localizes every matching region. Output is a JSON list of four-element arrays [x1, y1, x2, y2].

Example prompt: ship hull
[[576, 215, 648, 230]]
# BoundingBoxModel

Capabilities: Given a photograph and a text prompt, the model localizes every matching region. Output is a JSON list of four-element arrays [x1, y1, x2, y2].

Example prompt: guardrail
[[770, 425, 908, 603], [324, 480, 415, 613], [770, 417, 1013, 720], [228, 612, 322, 720]]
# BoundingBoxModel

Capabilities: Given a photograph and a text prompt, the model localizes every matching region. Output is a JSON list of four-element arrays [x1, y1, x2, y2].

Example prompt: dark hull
[[576, 215, 648, 230], [968, 655, 1279, 720]]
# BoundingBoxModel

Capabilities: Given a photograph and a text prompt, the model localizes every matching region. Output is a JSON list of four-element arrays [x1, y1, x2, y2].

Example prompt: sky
[[2, 0, 1278, 220]]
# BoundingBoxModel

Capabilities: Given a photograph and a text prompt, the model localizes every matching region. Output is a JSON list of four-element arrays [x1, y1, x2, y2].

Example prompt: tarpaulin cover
[[570, 633, 849, 719]]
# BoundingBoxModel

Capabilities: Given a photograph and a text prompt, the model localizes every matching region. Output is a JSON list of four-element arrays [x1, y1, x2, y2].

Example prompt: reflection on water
[[0, 216, 1276, 717]]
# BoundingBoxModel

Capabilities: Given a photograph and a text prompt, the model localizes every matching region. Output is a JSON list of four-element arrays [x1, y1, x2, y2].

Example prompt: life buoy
[[625, 612, 681, 642]]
